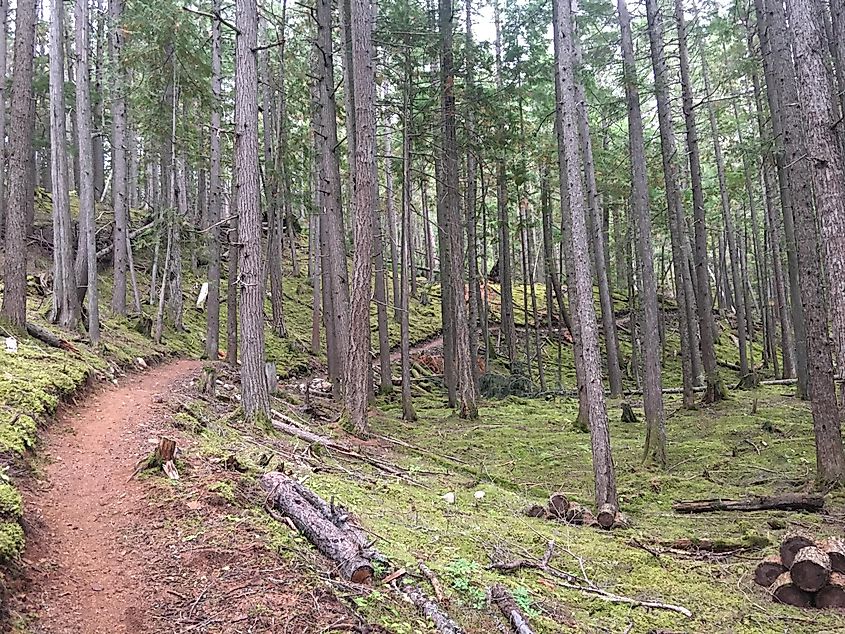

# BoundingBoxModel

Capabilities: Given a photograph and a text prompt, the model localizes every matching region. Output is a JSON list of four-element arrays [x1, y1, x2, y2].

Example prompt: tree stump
[[790, 546, 831, 592], [770, 572, 813, 607], [155, 437, 179, 480], [821, 538, 845, 574], [199, 365, 217, 396], [817, 572, 845, 608], [754, 555, 787, 587], [134, 314, 153, 337], [621, 402, 638, 423], [780, 534, 816, 568], [265, 362, 278, 395]]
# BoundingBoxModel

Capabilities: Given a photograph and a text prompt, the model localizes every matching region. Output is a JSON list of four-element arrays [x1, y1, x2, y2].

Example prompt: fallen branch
[[672, 493, 824, 514], [488, 542, 691, 618], [418, 561, 446, 603], [400, 583, 466, 634], [96, 221, 156, 259], [260, 471, 375, 584], [26, 322, 77, 352], [269, 411, 417, 482], [490, 584, 535, 634]]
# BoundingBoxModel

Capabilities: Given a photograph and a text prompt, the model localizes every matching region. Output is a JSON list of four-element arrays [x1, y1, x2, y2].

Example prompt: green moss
[[0, 521, 24, 561], [0, 484, 22, 519]]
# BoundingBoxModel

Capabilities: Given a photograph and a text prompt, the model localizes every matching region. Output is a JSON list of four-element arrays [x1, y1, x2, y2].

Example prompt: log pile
[[524, 493, 629, 530], [753, 535, 845, 608]]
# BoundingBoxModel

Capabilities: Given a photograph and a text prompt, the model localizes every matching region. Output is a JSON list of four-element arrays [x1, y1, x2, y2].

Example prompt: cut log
[[260, 471, 374, 584], [790, 546, 831, 592], [816, 572, 845, 608], [754, 555, 787, 587], [672, 493, 824, 514], [821, 538, 845, 574], [401, 583, 466, 634], [770, 572, 813, 607], [523, 504, 547, 518], [565, 503, 594, 525], [490, 584, 535, 634], [597, 503, 617, 530], [26, 322, 77, 352], [780, 534, 817, 569], [547, 493, 569, 519], [769, 572, 813, 608]]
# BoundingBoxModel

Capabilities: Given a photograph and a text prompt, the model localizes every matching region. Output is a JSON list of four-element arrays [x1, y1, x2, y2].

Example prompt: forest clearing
[[2, 0, 845, 631]]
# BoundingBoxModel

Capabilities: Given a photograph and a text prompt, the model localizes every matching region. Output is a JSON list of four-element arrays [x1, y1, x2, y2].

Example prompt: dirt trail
[[22, 359, 202, 634]]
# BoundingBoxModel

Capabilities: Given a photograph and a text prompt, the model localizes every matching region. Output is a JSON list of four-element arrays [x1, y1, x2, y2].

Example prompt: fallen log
[[26, 322, 77, 352], [821, 538, 845, 573], [96, 221, 156, 259], [780, 533, 816, 568], [672, 493, 824, 514], [260, 471, 374, 584], [754, 555, 787, 587], [401, 583, 465, 634], [770, 572, 813, 607], [790, 546, 831, 592], [490, 584, 535, 634], [547, 493, 569, 519], [816, 572, 845, 608]]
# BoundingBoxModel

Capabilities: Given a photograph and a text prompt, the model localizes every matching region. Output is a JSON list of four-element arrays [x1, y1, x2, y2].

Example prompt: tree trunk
[[785, 0, 845, 483], [75, 0, 99, 344], [675, 0, 724, 402], [573, 5, 622, 397], [494, 2, 517, 368], [465, 0, 481, 387], [110, 0, 129, 316], [400, 46, 416, 422], [235, 0, 270, 421], [346, 0, 377, 433], [206, 0, 223, 360], [617, 0, 666, 467], [0, 0, 8, 240], [441, 0, 478, 418], [48, 0, 80, 330], [645, 0, 697, 406], [701, 55, 749, 378], [313, 0, 350, 395], [552, 0, 618, 511], [755, 0, 810, 397]]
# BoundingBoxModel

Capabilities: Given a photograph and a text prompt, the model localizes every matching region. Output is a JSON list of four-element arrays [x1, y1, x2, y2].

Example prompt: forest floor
[[9, 359, 372, 633]]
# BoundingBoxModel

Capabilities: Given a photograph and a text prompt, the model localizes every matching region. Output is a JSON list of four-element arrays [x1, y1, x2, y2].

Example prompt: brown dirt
[[13, 359, 363, 633]]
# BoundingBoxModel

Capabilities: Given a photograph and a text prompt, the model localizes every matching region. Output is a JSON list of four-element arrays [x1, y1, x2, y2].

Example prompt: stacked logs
[[754, 535, 845, 608], [524, 493, 629, 530]]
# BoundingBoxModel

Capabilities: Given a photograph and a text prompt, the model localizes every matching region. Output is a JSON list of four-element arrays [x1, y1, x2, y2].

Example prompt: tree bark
[[755, 0, 810, 397], [617, 0, 666, 467], [552, 0, 618, 511], [645, 0, 698, 406], [76, 0, 99, 344], [346, 0, 378, 433], [235, 0, 270, 421], [441, 0, 478, 418], [675, 0, 724, 402], [206, 0, 223, 360], [0, 0, 7, 240], [110, 0, 129, 316]]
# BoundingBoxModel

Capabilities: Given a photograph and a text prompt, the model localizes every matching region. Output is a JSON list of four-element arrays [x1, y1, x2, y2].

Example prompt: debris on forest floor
[[755, 534, 845, 608], [523, 492, 630, 530], [672, 493, 825, 514]]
